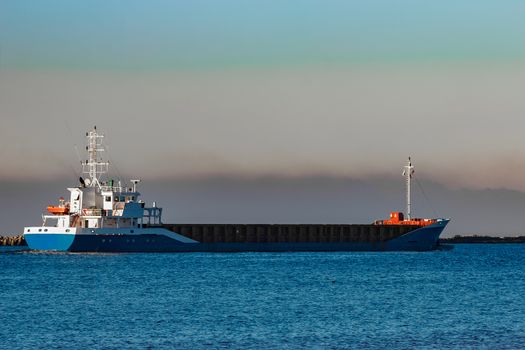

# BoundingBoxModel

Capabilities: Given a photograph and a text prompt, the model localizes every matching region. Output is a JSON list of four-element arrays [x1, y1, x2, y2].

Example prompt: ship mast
[[402, 157, 415, 220], [81, 126, 109, 188]]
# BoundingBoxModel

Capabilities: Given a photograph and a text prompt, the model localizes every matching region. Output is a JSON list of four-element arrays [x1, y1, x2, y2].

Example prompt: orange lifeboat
[[47, 197, 70, 215], [47, 206, 70, 215]]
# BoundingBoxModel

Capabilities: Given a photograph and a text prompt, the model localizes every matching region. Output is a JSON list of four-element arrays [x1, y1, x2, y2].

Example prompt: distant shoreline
[[440, 235, 525, 244]]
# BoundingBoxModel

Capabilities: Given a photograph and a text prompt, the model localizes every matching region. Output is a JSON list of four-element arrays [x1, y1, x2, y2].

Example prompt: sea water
[[0, 244, 524, 349]]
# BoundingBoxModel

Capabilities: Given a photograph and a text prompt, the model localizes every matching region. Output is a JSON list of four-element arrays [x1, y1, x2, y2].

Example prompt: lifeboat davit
[[47, 206, 70, 215]]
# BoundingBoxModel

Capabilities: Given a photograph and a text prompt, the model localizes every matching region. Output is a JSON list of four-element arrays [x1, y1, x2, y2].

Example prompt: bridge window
[[105, 196, 111, 202]]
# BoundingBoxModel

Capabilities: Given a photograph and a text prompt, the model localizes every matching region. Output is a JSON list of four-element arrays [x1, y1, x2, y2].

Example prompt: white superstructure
[[35, 126, 162, 231]]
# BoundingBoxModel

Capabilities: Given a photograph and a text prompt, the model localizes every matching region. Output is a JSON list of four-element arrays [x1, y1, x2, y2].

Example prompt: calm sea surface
[[0, 244, 524, 349]]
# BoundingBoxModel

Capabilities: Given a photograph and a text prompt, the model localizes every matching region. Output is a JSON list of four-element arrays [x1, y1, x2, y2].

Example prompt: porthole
[[130, 230, 134, 233], [44, 229, 48, 232], [38, 229, 42, 232], [27, 229, 30, 232], [65, 229, 70, 232]]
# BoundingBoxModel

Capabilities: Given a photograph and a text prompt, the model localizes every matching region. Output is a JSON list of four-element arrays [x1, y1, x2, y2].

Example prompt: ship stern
[[23, 227, 76, 251]]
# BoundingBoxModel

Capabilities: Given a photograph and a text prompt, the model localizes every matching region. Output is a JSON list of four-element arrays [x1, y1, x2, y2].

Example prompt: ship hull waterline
[[24, 220, 449, 253]]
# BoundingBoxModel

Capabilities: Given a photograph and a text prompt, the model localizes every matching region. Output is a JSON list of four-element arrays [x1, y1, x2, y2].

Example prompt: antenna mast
[[81, 126, 109, 188], [402, 157, 415, 220]]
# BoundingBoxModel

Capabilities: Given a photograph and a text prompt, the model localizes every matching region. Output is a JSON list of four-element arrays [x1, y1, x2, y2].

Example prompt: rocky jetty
[[0, 235, 27, 246]]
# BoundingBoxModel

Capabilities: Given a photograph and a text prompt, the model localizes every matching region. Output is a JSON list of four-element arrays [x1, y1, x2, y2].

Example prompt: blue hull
[[24, 233, 76, 251], [24, 220, 449, 252]]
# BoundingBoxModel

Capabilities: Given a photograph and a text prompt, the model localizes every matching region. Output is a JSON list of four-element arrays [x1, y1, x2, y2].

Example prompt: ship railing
[[99, 185, 135, 193]]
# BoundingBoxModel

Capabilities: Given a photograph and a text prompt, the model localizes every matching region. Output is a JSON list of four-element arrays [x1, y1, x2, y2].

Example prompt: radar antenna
[[402, 157, 415, 220], [81, 126, 109, 188], [130, 179, 141, 192]]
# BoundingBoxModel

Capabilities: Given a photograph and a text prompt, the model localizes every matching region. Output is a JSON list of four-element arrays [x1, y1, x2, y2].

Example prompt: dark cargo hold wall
[[161, 224, 418, 244]]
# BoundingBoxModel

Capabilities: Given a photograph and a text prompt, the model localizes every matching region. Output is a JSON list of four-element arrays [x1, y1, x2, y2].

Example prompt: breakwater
[[0, 235, 27, 246]]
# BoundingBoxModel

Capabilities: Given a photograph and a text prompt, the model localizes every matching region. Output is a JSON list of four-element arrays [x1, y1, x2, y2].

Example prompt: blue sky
[[2, 0, 525, 70]]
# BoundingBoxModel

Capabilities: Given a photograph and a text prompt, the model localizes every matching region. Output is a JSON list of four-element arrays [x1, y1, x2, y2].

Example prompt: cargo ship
[[23, 127, 449, 252]]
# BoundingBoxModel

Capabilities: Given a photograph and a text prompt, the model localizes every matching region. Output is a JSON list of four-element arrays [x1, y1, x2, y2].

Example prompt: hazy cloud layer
[[1, 65, 525, 190]]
